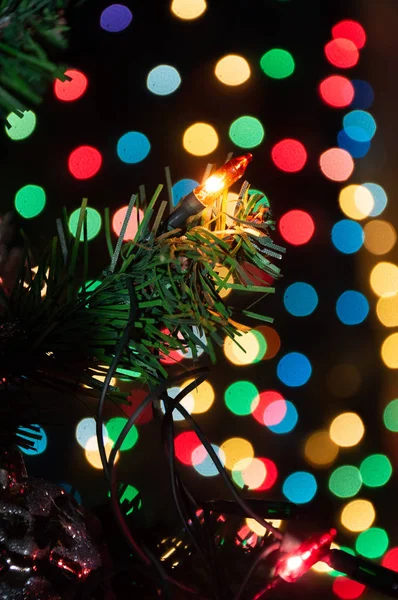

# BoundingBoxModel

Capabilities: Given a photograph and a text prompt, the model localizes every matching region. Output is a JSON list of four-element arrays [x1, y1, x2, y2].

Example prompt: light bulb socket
[[165, 191, 204, 230]]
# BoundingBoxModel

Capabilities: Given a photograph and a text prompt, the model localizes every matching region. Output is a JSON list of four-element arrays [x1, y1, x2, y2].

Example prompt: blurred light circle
[[5, 110, 36, 140], [341, 499, 375, 532], [180, 326, 207, 359], [106, 417, 138, 451], [213, 263, 234, 297], [330, 412, 364, 447], [271, 139, 307, 172], [332, 20, 366, 49], [68, 145, 102, 179], [183, 122, 218, 156], [161, 386, 194, 421], [363, 182, 388, 217], [256, 326, 281, 360], [112, 206, 144, 240], [382, 548, 398, 572], [305, 430, 339, 467], [364, 220, 396, 255], [232, 457, 267, 489], [100, 4, 132, 31], [225, 380, 259, 416], [267, 401, 298, 434], [260, 48, 295, 79], [351, 80, 374, 109], [381, 333, 398, 368], [59, 483, 82, 504], [126, 388, 153, 424], [223, 331, 263, 365], [377, 294, 398, 327], [356, 528, 389, 559], [279, 210, 314, 245], [320, 148, 354, 181], [337, 130, 370, 159], [333, 577, 366, 600], [147, 65, 181, 96], [336, 290, 369, 325], [255, 458, 278, 491], [282, 471, 317, 504], [192, 444, 226, 477], [332, 220, 364, 254], [262, 397, 287, 426], [171, 0, 207, 20], [54, 69, 88, 101], [18, 425, 47, 456], [85, 435, 119, 469], [384, 399, 398, 431], [229, 116, 264, 148], [76, 418, 108, 449], [277, 352, 312, 387], [329, 465, 362, 498], [360, 454, 392, 487], [284, 282, 318, 316], [220, 437, 254, 470], [15, 184, 46, 219], [246, 517, 282, 537], [252, 390, 284, 425], [69, 207, 102, 241], [215, 55, 251, 86], [172, 178, 199, 206], [343, 110, 376, 143], [338, 184, 374, 220], [370, 262, 398, 297], [117, 131, 150, 163], [327, 364, 361, 398], [319, 75, 354, 108], [183, 378, 215, 414], [325, 38, 359, 69], [174, 431, 201, 465]]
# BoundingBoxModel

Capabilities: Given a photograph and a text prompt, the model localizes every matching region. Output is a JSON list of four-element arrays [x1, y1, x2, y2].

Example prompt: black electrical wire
[[233, 543, 280, 600]]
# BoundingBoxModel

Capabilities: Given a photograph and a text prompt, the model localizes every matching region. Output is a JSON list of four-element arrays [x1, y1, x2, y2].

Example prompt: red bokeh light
[[68, 145, 102, 179], [279, 210, 315, 246], [112, 206, 144, 240], [159, 328, 185, 365], [252, 390, 284, 425], [54, 69, 88, 101], [332, 577, 365, 599], [319, 75, 355, 108], [332, 20, 366, 50], [325, 39, 359, 69], [255, 458, 278, 491], [174, 431, 202, 466], [264, 400, 287, 426], [320, 148, 354, 182], [271, 139, 307, 173], [382, 547, 398, 572], [241, 261, 274, 286], [125, 388, 153, 424], [255, 326, 281, 360]]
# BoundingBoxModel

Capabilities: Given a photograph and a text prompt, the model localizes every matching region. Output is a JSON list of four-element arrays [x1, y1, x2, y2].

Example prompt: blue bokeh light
[[283, 282, 318, 317], [337, 129, 370, 158], [172, 178, 199, 206], [336, 290, 369, 325], [332, 220, 364, 254], [192, 444, 225, 477], [117, 131, 151, 163], [277, 352, 312, 387], [343, 110, 377, 143], [268, 401, 298, 434], [283, 471, 317, 504], [100, 4, 133, 32], [363, 182, 388, 217], [147, 65, 181, 96], [350, 80, 374, 110], [18, 424, 47, 455], [59, 483, 82, 504]]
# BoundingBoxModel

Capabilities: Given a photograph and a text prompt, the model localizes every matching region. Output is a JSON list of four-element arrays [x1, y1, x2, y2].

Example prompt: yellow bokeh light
[[370, 262, 398, 297], [183, 378, 215, 413], [85, 435, 119, 470], [341, 499, 375, 532], [376, 294, 398, 327], [304, 430, 339, 467], [171, 0, 207, 20], [312, 543, 340, 573], [329, 412, 364, 447], [223, 331, 261, 366], [213, 264, 234, 298], [246, 518, 282, 537], [381, 333, 398, 368], [364, 220, 396, 256], [183, 122, 218, 156], [339, 184, 374, 220], [220, 437, 254, 470], [233, 457, 266, 489], [214, 54, 251, 86]]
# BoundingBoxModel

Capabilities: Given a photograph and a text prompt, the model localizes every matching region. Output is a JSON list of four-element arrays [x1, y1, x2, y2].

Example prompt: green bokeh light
[[260, 49, 295, 79], [328, 465, 362, 498], [5, 110, 36, 140], [356, 528, 389, 559], [360, 454, 392, 487], [69, 207, 102, 241], [224, 380, 259, 416], [229, 116, 265, 149], [106, 417, 138, 451], [120, 484, 142, 515], [383, 399, 398, 431], [251, 330, 267, 362], [15, 184, 46, 218], [248, 189, 270, 211]]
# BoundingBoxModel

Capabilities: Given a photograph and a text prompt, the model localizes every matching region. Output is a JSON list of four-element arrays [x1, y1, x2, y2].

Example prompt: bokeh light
[[69, 207, 102, 241], [332, 220, 364, 254], [15, 184, 46, 219], [277, 352, 312, 387], [325, 38, 359, 69], [18, 425, 47, 455], [76, 418, 108, 449], [364, 182, 388, 217], [340, 499, 375, 532], [172, 178, 199, 206], [215, 55, 251, 86], [246, 518, 282, 537], [337, 130, 370, 159], [284, 282, 318, 316], [192, 444, 226, 477], [370, 262, 398, 297], [351, 80, 374, 109], [312, 542, 340, 574], [255, 458, 279, 491], [160, 386, 194, 421], [271, 139, 307, 172], [360, 454, 392, 487], [232, 457, 267, 490], [106, 417, 138, 451], [213, 263, 234, 297], [147, 65, 181, 95], [329, 465, 362, 498], [5, 110, 36, 140], [256, 326, 281, 360], [266, 400, 298, 434], [319, 75, 354, 108], [305, 430, 339, 467], [183, 378, 214, 414], [59, 483, 82, 504], [279, 210, 314, 245], [220, 437, 254, 470], [382, 548, 398, 572], [229, 116, 264, 148], [330, 412, 364, 447], [320, 148, 354, 181], [85, 435, 119, 469], [117, 131, 151, 163], [383, 399, 398, 431], [338, 185, 374, 220], [381, 333, 398, 368], [336, 291, 369, 325], [125, 388, 153, 424], [333, 577, 365, 600], [377, 294, 398, 327], [282, 471, 317, 504], [364, 220, 396, 255], [100, 4, 132, 32], [174, 431, 201, 465], [171, 0, 206, 20], [112, 206, 144, 240], [68, 145, 102, 179], [260, 49, 295, 79], [223, 330, 266, 365], [252, 390, 284, 425], [356, 528, 389, 559], [225, 380, 259, 416], [343, 110, 376, 143], [332, 20, 366, 49], [327, 364, 361, 398], [54, 69, 88, 101], [183, 122, 218, 156]]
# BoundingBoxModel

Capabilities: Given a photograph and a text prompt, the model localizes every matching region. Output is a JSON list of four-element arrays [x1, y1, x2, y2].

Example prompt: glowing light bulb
[[204, 175, 225, 194], [275, 530, 337, 583]]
